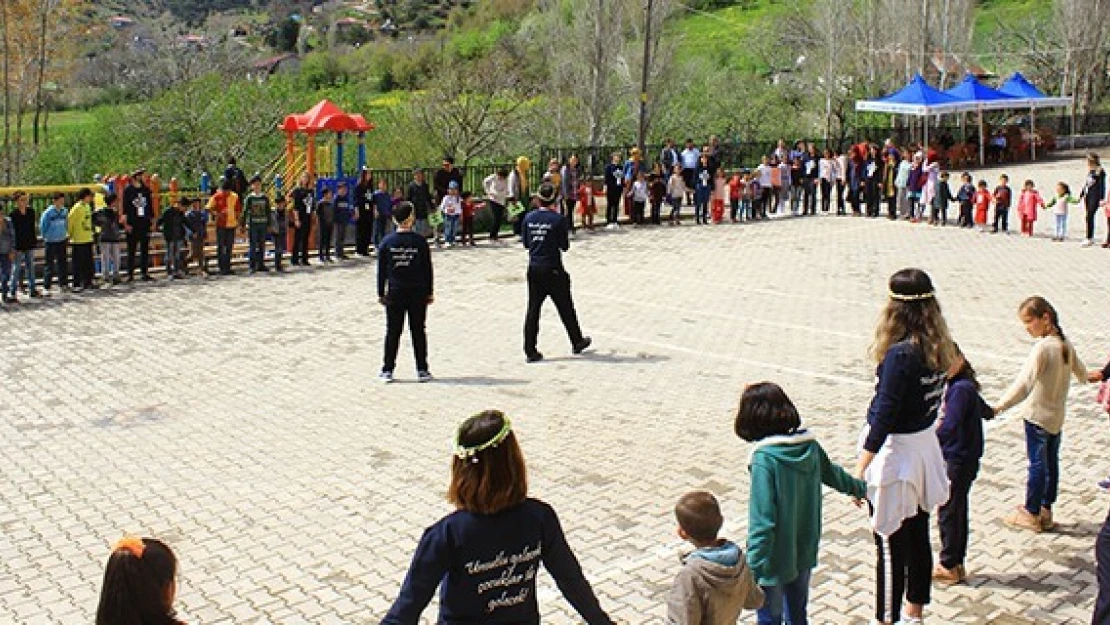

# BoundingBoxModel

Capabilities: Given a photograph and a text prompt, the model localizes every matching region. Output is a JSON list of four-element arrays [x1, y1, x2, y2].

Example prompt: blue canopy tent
[[944, 74, 1022, 165], [855, 74, 965, 151], [997, 72, 1073, 160]]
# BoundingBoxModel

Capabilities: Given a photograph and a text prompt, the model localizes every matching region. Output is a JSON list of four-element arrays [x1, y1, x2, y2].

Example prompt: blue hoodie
[[39, 205, 68, 243]]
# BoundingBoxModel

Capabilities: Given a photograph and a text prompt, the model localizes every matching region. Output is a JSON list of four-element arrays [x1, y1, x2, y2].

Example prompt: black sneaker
[[525, 352, 544, 363], [417, 370, 433, 383], [572, 337, 592, 354]]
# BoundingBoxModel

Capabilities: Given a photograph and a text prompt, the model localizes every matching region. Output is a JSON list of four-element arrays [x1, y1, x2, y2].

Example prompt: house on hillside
[[928, 51, 994, 87], [109, 15, 134, 29], [249, 53, 301, 81]]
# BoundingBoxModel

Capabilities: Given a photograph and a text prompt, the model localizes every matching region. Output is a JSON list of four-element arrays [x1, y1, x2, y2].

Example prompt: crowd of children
[[87, 265, 1110, 625]]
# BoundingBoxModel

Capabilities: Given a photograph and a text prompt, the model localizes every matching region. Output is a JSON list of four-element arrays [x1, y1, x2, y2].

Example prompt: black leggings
[[874, 509, 931, 623], [1087, 202, 1100, 241], [605, 188, 622, 224]]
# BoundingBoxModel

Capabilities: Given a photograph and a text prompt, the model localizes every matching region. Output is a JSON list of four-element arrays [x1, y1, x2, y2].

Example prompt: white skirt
[[858, 424, 951, 537]]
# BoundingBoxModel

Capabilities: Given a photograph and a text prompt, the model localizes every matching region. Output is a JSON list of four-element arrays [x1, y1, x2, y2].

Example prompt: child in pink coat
[[1016, 180, 1045, 237]]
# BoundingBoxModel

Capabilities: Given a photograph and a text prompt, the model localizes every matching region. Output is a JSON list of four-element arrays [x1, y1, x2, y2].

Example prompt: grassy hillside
[[670, 0, 794, 73]]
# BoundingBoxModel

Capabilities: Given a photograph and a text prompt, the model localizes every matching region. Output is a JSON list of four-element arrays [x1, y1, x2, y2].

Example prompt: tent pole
[[979, 108, 985, 166], [1031, 107, 1037, 161]]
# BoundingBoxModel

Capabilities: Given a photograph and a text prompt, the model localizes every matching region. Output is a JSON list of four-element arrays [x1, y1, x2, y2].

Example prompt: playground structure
[[279, 99, 375, 193]]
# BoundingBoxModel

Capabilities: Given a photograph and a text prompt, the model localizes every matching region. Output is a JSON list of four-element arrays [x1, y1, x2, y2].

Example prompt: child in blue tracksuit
[[933, 345, 992, 585], [735, 382, 865, 625], [372, 180, 393, 248], [694, 155, 712, 225]]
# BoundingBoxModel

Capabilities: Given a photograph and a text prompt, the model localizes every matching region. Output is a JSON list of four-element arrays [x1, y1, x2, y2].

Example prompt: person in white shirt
[[818, 149, 835, 213], [755, 156, 775, 220], [680, 138, 700, 205], [993, 296, 1087, 533], [483, 168, 510, 242]]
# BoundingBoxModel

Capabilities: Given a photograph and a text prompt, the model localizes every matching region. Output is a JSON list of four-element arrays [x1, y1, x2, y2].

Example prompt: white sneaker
[[379, 371, 394, 384], [1083, 239, 1095, 247]]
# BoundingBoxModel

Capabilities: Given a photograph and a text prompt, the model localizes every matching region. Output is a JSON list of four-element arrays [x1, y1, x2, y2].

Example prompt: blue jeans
[[444, 215, 460, 244], [11, 249, 35, 296], [1025, 421, 1061, 515], [757, 568, 811, 625], [1055, 214, 1068, 239]]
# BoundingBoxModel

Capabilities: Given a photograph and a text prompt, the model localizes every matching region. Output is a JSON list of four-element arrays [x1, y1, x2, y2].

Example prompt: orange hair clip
[[113, 536, 145, 559]]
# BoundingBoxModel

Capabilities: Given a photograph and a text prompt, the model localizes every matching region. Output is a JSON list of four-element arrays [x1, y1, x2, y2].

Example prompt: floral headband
[[889, 290, 934, 302], [113, 536, 145, 558], [454, 415, 513, 462]]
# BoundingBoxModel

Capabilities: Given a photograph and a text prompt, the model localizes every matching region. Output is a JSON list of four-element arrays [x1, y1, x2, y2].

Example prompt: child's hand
[[1089, 371, 1104, 383], [852, 497, 865, 509]]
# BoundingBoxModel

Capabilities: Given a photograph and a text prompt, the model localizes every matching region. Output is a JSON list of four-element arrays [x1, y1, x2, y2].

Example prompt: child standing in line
[[649, 172, 666, 226], [439, 181, 463, 247], [460, 191, 482, 246], [712, 169, 727, 224], [778, 158, 792, 215], [0, 209, 14, 304], [933, 346, 993, 585], [667, 165, 686, 226], [746, 175, 761, 221], [381, 410, 614, 624], [664, 491, 764, 625], [96, 192, 124, 285], [183, 197, 209, 277], [736, 382, 865, 624], [1016, 180, 1045, 237], [373, 180, 394, 249], [333, 180, 353, 260], [695, 159, 713, 225], [156, 197, 188, 279], [271, 195, 289, 271], [96, 537, 184, 625], [992, 174, 1012, 234], [631, 170, 649, 226], [1046, 182, 1078, 242], [930, 171, 953, 226], [973, 180, 991, 232], [955, 173, 975, 228], [577, 180, 596, 231], [728, 170, 743, 223], [317, 187, 336, 262], [993, 296, 1088, 533]]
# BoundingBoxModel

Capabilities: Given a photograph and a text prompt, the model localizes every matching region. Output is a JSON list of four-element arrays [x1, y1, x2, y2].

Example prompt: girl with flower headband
[[96, 537, 183, 625], [856, 268, 955, 625], [382, 410, 613, 625]]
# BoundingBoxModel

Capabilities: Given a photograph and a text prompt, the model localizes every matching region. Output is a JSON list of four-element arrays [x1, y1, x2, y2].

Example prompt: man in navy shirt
[[377, 202, 434, 383], [521, 182, 591, 363]]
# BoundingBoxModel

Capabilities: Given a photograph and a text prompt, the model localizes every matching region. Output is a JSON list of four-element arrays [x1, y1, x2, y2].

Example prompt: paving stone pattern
[[1, 155, 1107, 623]]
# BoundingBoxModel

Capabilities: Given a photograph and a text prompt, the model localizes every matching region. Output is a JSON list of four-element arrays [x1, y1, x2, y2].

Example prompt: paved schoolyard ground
[[1, 154, 1108, 624]]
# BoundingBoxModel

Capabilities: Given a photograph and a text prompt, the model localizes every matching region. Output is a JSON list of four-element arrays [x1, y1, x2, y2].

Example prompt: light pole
[[637, 0, 654, 153]]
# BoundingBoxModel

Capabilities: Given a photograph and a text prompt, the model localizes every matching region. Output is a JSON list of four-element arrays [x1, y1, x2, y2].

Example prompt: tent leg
[[1031, 108, 1037, 161], [979, 109, 985, 166]]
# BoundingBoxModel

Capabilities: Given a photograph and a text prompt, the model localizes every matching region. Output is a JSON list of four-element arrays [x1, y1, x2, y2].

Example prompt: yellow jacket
[[67, 201, 94, 244]]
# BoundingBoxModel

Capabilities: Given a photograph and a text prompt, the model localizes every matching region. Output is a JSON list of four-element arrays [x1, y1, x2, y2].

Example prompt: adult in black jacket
[[406, 168, 433, 238], [122, 170, 154, 281], [8, 192, 40, 298], [521, 182, 591, 363], [377, 202, 434, 383], [1079, 153, 1106, 246], [223, 157, 248, 197], [433, 157, 463, 206], [355, 168, 375, 256]]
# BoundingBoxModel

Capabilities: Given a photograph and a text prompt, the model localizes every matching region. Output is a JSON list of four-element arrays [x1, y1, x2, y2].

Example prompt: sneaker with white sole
[[379, 371, 394, 384], [417, 370, 433, 383], [1099, 477, 1110, 491]]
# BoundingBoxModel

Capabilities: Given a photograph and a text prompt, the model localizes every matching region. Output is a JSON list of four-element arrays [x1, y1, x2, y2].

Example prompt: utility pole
[[637, 0, 653, 153]]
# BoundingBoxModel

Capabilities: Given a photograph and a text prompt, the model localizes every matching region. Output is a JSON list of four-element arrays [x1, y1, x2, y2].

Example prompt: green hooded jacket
[[746, 430, 865, 587]]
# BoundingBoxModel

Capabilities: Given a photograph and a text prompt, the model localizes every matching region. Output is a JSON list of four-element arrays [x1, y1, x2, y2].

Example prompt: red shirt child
[[460, 192, 483, 245], [973, 183, 991, 226]]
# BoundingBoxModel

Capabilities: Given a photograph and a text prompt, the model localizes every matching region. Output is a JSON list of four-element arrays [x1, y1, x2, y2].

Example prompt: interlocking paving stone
[[1, 154, 1108, 623]]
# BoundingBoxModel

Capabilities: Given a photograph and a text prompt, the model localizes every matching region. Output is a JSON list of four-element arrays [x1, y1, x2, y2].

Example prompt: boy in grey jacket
[[666, 491, 764, 625]]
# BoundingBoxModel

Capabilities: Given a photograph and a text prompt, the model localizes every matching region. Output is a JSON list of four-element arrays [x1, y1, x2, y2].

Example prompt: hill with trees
[[1, 0, 1106, 186]]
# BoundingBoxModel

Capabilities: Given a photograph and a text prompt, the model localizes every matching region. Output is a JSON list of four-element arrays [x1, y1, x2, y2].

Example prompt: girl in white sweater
[[993, 296, 1088, 533]]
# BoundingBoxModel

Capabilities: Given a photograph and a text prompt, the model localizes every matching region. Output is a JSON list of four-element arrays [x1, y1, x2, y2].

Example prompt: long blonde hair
[[870, 268, 957, 371]]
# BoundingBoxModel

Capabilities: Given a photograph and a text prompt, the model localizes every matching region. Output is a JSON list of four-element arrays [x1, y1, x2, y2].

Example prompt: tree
[[409, 51, 528, 165]]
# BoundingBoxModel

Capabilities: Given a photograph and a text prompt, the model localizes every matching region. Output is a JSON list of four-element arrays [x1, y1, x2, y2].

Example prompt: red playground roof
[[280, 100, 375, 133]]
